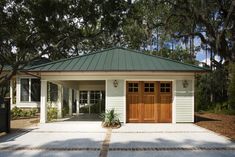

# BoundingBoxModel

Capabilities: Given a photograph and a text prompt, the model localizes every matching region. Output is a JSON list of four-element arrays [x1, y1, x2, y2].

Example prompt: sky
[[195, 37, 206, 62], [196, 51, 206, 61], [195, 40, 221, 66], [193, 37, 217, 65]]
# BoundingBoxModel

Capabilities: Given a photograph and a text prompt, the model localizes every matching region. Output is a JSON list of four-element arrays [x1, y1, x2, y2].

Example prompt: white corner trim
[[172, 80, 176, 124], [192, 78, 195, 122], [123, 80, 126, 124], [105, 80, 108, 112]]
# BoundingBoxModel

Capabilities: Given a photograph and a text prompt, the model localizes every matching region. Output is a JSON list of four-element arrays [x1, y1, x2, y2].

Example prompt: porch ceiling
[[50, 80, 105, 90]]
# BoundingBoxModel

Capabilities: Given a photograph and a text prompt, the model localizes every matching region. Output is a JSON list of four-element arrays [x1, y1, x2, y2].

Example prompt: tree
[[0, 0, 129, 87], [122, 0, 172, 50], [228, 63, 235, 110], [145, 46, 197, 64], [161, 0, 235, 64], [148, 0, 235, 112]]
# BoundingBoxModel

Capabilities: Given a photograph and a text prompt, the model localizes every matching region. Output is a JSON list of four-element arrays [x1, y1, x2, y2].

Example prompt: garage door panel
[[142, 95, 156, 122], [160, 95, 172, 105], [159, 89, 172, 123], [158, 104, 172, 123], [127, 95, 140, 122], [126, 81, 141, 122]]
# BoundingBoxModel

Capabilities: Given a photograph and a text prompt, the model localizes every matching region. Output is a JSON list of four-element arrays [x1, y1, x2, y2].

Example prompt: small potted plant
[[100, 109, 121, 128]]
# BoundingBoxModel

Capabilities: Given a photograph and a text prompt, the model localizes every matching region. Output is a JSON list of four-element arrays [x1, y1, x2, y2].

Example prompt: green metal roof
[[26, 47, 208, 72], [2, 58, 51, 71], [2, 65, 12, 71]]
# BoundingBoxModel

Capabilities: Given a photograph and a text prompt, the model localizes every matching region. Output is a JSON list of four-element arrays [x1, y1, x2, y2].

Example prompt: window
[[90, 91, 101, 104], [31, 79, 41, 101], [20, 79, 29, 101], [79, 91, 88, 105], [128, 83, 138, 92], [20, 78, 41, 102], [160, 83, 171, 93], [79, 90, 105, 114], [144, 83, 154, 92], [47, 82, 58, 102]]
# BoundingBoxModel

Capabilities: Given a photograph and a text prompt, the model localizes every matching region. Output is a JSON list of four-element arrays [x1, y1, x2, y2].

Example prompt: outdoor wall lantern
[[113, 80, 118, 88], [182, 80, 189, 88]]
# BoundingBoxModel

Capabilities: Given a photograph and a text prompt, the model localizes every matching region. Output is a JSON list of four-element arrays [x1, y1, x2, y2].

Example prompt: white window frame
[[19, 77, 40, 102], [78, 90, 104, 114]]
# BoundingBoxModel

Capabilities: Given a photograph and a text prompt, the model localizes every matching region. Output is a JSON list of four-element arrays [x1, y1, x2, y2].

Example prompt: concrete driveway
[[0, 122, 234, 157]]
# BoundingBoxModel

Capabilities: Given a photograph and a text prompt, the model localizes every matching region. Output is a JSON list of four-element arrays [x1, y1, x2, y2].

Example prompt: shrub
[[11, 107, 23, 119], [207, 101, 235, 115], [11, 107, 38, 119], [100, 109, 121, 128], [62, 104, 69, 117], [47, 106, 58, 122], [228, 63, 235, 110], [79, 106, 89, 113]]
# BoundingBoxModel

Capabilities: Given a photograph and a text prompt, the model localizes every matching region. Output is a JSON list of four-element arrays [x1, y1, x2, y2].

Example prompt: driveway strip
[[0, 146, 234, 151], [99, 128, 112, 157], [0, 146, 100, 151], [108, 147, 235, 151]]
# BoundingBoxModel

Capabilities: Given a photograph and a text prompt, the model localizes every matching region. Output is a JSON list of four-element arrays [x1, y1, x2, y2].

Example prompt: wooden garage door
[[126, 81, 172, 123]]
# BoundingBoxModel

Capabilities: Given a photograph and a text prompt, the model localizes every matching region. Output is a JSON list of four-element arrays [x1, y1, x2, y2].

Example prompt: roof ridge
[[119, 47, 209, 71]]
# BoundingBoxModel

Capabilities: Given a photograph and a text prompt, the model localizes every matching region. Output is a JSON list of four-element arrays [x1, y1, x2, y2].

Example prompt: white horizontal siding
[[175, 80, 194, 123], [106, 80, 124, 122], [12, 102, 39, 109]]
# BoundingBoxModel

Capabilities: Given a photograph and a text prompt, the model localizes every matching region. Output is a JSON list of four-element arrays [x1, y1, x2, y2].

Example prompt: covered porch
[[40, 80, 106, 123]]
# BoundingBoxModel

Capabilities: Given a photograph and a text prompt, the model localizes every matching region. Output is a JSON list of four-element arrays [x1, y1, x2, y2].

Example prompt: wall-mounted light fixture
[[182, 80, 189, 88], [113, 80, 118, 88]]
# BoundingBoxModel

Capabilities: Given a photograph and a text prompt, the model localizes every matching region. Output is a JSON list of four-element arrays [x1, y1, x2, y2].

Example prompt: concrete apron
[[0, 123, 234, 157]]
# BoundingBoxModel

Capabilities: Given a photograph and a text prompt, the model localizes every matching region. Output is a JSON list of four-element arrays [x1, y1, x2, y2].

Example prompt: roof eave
[[24, 70, 209, 73]]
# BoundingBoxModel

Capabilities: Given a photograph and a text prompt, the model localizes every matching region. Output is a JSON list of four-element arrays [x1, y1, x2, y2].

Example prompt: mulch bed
[[0, 117, 39, 137], [10, 117, 39, 129], [195, 112, 235, 141]]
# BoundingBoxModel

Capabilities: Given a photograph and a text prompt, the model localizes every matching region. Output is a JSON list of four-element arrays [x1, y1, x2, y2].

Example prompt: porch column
[[68, 88, 72, 116], [76, 90, 80, 114], [88, 91, 90, 114], [57, 84, 63, 118], [40, 80, 47, 123]]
